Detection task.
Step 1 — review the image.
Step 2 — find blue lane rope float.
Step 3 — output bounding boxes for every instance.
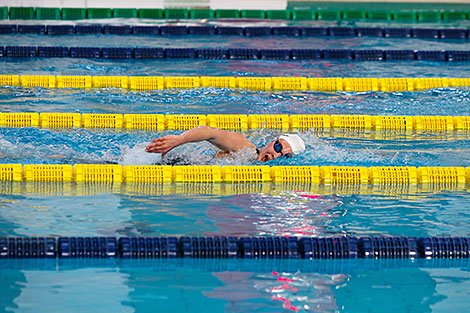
[1,24,469,39]
[1,46,470,61]
[1,236,469,259]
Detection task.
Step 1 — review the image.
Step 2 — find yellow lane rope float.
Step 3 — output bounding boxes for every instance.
[0,164,468,185]
[1,75,470,92]
[0,113,469,131]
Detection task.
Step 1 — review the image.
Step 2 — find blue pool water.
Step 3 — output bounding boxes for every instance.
[0,259,469,313]
[0,19,470,312]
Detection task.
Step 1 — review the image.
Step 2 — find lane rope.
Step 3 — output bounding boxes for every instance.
[1,236,469,259]
[0,112,469,131]
[1,164,469,185]
[1,46,470,62]
[3,7,469,22]
[1,75,470,92]
[1,23,469,39]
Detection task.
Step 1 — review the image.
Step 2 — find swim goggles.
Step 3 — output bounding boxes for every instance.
[273,139,293,158]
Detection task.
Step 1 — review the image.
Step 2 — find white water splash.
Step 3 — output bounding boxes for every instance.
[118,141,215,165]
[118,143,162,165]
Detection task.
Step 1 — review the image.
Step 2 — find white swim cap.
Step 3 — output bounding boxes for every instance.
[279,134,305,155]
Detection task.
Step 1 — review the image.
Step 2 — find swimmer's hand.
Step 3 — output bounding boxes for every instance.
[145,135,182,158]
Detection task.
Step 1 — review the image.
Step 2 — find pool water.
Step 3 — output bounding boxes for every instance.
[1,259,469,313]
[0,18,470,313]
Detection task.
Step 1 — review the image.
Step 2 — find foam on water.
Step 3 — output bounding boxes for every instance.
[119,142,162,165]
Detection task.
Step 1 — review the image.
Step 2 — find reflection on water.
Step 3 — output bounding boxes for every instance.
[1,259,469,313]
[0,182,469,238]
[205,191,342,237]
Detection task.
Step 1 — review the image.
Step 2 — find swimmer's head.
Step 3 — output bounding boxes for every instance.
[257,134,306,162]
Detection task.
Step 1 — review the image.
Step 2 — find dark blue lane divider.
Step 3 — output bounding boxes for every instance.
[3,46,470,61]
[1,24,469,39]
[1,236,469,259]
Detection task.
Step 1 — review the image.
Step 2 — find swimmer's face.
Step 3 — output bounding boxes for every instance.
[257,138,293,162]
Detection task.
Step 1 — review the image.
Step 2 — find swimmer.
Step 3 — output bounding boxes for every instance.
[145,126,305,163]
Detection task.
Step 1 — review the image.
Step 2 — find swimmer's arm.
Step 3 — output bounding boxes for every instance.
[145,126,255,157]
